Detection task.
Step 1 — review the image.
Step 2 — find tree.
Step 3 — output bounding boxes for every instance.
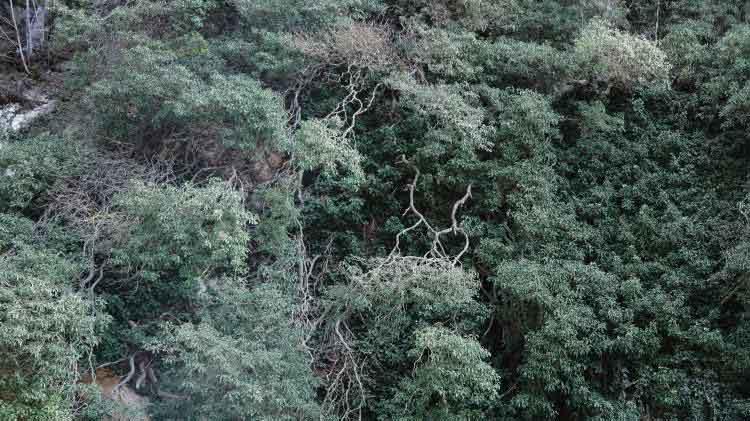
[0,217,107,420]
[149,282,319,420]
[380,326,501,420]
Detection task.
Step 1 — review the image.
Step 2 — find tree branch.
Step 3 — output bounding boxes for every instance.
[388,159,472,265]
[111,355,136,399]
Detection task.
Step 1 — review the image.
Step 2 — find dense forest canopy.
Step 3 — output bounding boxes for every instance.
[1,0,750,419]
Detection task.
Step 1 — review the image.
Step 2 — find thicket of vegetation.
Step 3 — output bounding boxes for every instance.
[1,0,750,419]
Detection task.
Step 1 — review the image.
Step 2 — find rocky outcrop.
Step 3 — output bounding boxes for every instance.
[0,79,56,132]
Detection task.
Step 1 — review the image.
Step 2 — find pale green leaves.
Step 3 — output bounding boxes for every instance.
[387,73,495,151]
[231,0,373,31]
[340,257,481,321]
[169,73,290,151]
[574,19,671,88]
[150,283,319,420]
[0,246,106,420]
[0,135,84,212]
[382,326,500,420]
[293,118,364,184]
[111,180,254,284]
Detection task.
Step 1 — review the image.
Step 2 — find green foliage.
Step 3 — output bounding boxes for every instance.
[0,134,84,213]
[212,31,304,86]
[332,257,487,338]
[170,73,290,150]
[380,326,500,420]
[0,244,107,420]
[150,281,319,420]
[387,73,495,151]
[410,26,572,91]
[0,214,34,250]
[469,0,627,44]
[407,26,486,82]
[86,43,199,142]
[573,19,671,88]
[231,0,380,32]
[323,258,489,415]
[9,0,750,419]
[489,88,560,156]
[53,0,217,49]
[87,41,293,159]
[483,38,571,91]
[660,21,713,85]
[390,0,518,34]
[710,25,750,129]
[112,181,255,300]
[293,118,364,183]
[493,261,659,418]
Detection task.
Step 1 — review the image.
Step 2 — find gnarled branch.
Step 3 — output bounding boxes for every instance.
[388,159,472,265]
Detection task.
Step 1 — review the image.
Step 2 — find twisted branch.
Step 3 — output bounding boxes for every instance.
[110,355,136,399]
[388,159,472,265]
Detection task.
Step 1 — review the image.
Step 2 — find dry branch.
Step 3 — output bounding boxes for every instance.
[388,159,472,265]
[110,355,136,399]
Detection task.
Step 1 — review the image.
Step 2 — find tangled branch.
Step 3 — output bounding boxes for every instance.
[291,23,404,139]
[110,354,136,399]
[295,221,333,362]
[320,319,367,420]
[389,159,472,265]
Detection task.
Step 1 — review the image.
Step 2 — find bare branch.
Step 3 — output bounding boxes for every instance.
[135,359,148,390]
[79,261,98,290]
[8,0,30,73]
[321,317,367,420]
[111,355,136,399]
[95,357,126,370]
[87,265,105,293]
[388,160,472,265]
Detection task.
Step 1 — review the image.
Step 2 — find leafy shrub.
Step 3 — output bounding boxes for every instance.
[387,73,495,151]
[87,43,198,142]
[0,134,84,213]
[231,0,379,32]
[293,118,364,184]
[110,179,254,285]
[573,19,671,88]
[169,73,290,151]
[323,257,489,415]
[380,326,501,420]
[150,282,319,420]
[0,246,107,420]
[89,43,292,157]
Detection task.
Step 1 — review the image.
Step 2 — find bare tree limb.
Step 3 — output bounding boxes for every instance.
[135,359,148,390]
[8,0,30,73]
[388,159,472,265]
[96,357,126,370]
[111,355,136,399]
